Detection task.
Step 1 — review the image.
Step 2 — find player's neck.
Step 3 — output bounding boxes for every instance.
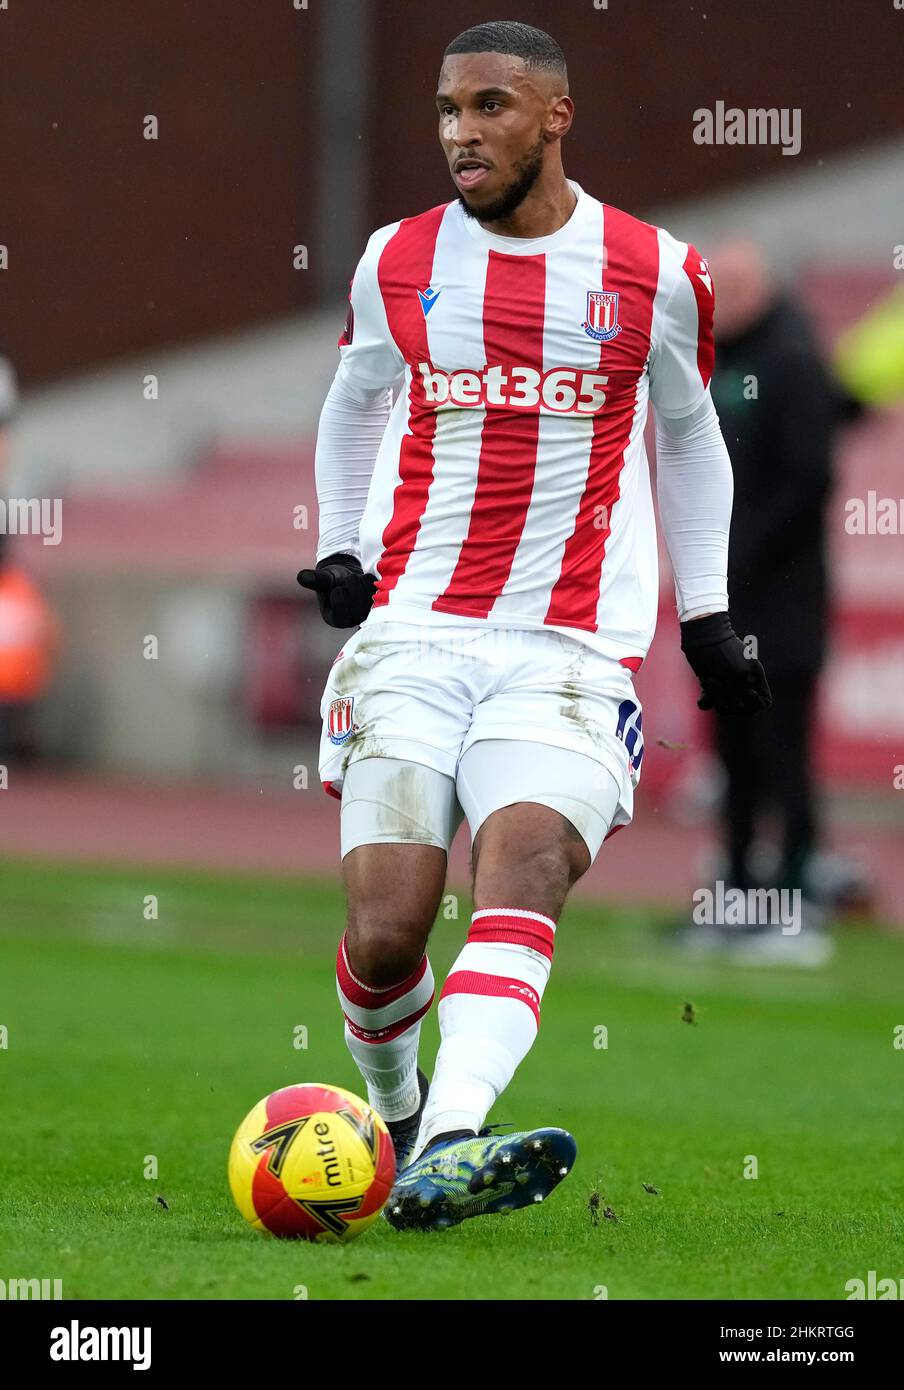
[478,174,578,240]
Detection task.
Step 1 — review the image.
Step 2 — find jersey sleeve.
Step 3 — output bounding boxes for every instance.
[334,229,406,398]
[648,242,715,419]
[655,392,732,620]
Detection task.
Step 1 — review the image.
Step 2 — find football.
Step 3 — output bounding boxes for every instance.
[228,1083,396,1242]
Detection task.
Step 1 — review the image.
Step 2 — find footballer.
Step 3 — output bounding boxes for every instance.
[298,20,771,1231]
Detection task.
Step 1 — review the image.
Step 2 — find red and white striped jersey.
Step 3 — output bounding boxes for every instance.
[328,179,716,663]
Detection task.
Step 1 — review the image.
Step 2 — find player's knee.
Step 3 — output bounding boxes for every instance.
[520,837,583,895]
[344,908,430,988]
[473,810,586,905]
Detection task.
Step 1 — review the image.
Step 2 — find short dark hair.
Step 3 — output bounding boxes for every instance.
[444,21,567,84]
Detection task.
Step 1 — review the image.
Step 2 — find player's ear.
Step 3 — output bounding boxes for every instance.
[544,93,574,141]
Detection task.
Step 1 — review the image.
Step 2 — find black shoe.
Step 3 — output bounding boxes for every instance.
[385,1069,429,1174]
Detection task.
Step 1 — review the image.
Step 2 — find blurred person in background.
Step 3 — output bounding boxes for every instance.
[0,352,17,529]
[698,239,867,962]
[0,352,59,762]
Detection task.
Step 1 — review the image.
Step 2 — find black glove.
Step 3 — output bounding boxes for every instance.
[297,552,376,628]
[680,611,772,717]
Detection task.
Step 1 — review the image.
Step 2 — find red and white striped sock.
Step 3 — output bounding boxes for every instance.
[414,908,556,1155]
[335,932,435,1122]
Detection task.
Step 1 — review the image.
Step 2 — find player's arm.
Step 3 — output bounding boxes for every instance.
[649,243,771,717]
[298,231,404,628]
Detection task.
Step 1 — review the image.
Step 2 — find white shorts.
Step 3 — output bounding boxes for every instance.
[318,621,644,856]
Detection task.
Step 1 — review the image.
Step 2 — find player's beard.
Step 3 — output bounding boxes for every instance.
[457,133,545,225]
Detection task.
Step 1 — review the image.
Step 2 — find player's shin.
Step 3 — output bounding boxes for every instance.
[335,931,435,1121]
[414,909,555,1154]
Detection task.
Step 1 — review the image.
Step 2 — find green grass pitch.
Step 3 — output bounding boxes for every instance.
[1,858,901,1300]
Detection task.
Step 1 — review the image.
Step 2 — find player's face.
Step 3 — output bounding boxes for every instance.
[436,53,553,219]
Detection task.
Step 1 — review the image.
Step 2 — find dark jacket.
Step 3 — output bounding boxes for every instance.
[711,297,838,675]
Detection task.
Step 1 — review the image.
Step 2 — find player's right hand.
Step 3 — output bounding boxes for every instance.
[297,552,376,628]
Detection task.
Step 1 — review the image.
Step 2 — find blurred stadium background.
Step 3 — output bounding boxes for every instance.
[1,0,901,920]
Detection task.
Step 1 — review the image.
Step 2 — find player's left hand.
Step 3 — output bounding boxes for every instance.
[680,611,772,717]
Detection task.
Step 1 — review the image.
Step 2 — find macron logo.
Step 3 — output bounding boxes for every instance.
[417,287,441,317]
[50,1321,151,1371]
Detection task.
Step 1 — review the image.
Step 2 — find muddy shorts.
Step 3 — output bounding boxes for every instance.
[317,620,644,856]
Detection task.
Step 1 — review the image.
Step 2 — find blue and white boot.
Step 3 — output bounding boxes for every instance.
[384,1125,577,1231]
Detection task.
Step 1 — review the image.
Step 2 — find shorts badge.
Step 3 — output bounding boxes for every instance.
[327,695,358,746]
